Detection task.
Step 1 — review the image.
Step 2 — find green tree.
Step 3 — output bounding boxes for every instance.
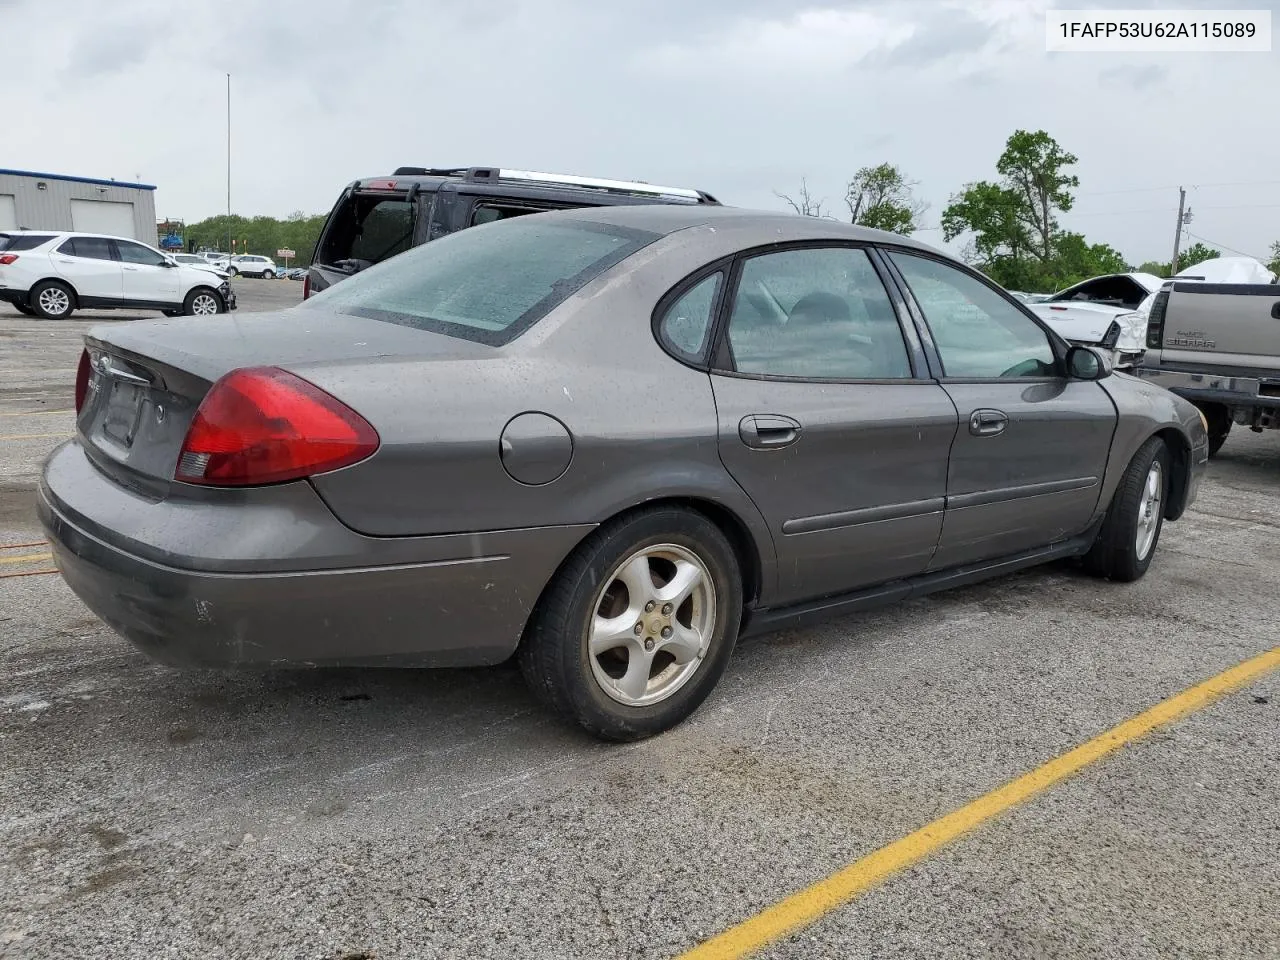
[844,163,927,235]
[1051,232,1129,287]
[1175,242,1219,272]
[1137,260,1171,277]
[941,181,1034,288]
[1269,240,1280,277]
[996,129,1080,264]
[183,212,327,264]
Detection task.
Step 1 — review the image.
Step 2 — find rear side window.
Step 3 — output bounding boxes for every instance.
[658,272,722,362]
[308,217,658,345]
[0,234,54,252]
[318,193,419,266]
[725,247,913,380]
[472,202,565,226]
[59,237,115,260]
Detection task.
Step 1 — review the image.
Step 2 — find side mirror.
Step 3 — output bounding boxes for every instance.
[1066,345,1112,381]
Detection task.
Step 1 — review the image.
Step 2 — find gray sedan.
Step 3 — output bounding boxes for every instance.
[40,206,1209,740]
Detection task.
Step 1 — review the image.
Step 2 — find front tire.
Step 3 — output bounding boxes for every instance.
[30,280,75,320]
[262,270,274,279]
[1083,436,1170,582]
[228,267,239,278]
[183,288,223,316]
[519,506,743,741]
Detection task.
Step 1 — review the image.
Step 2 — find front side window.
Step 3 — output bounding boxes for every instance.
[115,241,167,266]
[724,247,912,380]
[307,217,658,345]
[658,272,722,362]
[60,237,114,261]
[889,252,1056,379]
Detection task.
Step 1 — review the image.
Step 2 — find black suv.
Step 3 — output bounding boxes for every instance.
[305,166,720,298]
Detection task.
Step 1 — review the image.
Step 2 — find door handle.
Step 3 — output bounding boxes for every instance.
[123,266,139,271]
[739,414,801,450]
[969,408,1008,437]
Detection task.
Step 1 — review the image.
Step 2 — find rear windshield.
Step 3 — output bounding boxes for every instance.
[305,217,658,345]
[317,192,419,268]
[0,234,54,252]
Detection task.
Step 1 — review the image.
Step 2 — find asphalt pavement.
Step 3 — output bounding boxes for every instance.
[1,281,1276,959]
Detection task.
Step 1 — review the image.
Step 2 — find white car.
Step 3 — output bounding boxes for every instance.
[228,254,277,278]
[1026,272,1165,370]
[170,253,230,279]
[0,231,236,320]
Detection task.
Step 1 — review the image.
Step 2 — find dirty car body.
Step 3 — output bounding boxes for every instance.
[40,206,1208,737]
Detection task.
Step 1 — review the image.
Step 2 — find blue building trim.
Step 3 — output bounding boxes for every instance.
[0,168,157,191]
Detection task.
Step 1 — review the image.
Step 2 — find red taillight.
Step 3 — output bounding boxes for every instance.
[302,273,311,299]
[74,349,91,413]
[0,254,19,265]
[175,367,379,487]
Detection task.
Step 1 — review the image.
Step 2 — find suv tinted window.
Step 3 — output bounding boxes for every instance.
[472,202,559,226]
[0,234,54,252]
[59,237,115,261]
[309,218,657,345]
[889,252,1055,379]
[319,194,418,266]
[725,247,912,380]
[115,241,168,266]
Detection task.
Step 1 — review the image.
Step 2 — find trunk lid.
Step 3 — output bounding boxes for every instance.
[78,307,493,488]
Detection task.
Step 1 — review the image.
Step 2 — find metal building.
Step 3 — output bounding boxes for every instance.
[0,168,157,241]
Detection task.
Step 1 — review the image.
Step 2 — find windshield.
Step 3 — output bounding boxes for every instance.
[305,216,658,345]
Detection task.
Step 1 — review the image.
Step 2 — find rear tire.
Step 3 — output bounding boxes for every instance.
[1083,436,1170,582]
[30,280,75,320]
[518,506,743,741]
[183,288,223,316]
[1198,403,1232,457]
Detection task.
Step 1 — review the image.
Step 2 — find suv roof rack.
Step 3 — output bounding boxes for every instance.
[392,166,470,177]
[452,167,717,204]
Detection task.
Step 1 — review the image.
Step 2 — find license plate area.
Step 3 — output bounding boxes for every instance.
[101,382,146,449]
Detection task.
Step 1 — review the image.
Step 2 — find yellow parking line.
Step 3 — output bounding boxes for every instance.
[676,645,1280,960]
[0,433,73,441]
[0,409,75,417]
[0,553,53,565]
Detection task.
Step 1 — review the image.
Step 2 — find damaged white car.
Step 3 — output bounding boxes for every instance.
[1027,272,1164,370]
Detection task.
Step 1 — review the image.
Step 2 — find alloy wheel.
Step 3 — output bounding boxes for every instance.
[1135,460,1163,560]
[587,543,716,707]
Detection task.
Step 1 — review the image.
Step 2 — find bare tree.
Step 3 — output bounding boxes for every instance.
[775,178,829,218]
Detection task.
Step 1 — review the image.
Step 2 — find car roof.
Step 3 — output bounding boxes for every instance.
[539,204,943,252]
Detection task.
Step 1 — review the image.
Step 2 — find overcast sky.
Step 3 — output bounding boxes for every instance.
[3,0,1277,265]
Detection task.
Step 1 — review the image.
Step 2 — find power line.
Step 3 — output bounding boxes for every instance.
[1183,230,1271,262]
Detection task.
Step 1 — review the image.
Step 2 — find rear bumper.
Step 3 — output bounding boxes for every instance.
[0,287,27,307]
[1133,366,1280,411]
[39,441,592,668]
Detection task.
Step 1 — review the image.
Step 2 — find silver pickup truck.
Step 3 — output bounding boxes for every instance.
[1136,278,1280,455]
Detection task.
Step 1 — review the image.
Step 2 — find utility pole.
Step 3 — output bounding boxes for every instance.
[1170,186,1186,274]
[226,73,232,257]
